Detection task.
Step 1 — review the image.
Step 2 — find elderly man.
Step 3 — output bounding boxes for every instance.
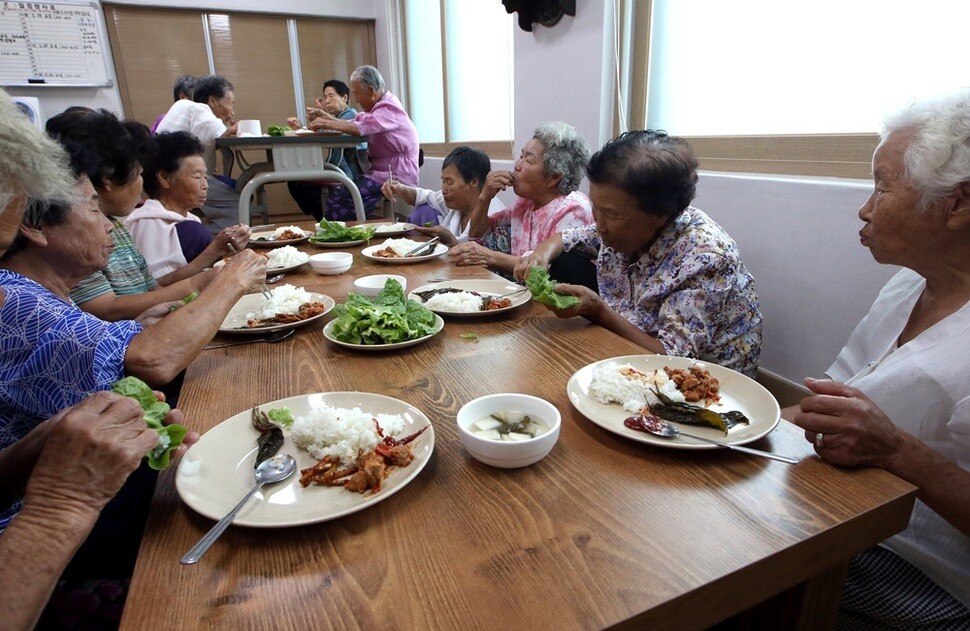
[307,65,419,221]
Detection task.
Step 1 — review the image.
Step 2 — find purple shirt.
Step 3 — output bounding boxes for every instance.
[354,92,419,186]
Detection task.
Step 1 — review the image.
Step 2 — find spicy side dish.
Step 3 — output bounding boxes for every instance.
[244,284,326,328]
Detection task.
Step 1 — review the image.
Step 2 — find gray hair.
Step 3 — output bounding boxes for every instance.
[0,89,76,217]
[350,65,386,93]
[882,89,970,211]
[533,121,590,195]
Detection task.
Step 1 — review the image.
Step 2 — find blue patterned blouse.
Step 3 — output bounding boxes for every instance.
[0,269,143,451]
[561,206,763,377]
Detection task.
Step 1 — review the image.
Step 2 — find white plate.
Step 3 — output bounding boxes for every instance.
[218,292,335,334]
[175,392,435,527]
[567,355,780,450]
[370,222,417,238]
[409,280,531,317]
[214,257,308,275]
[361,242,448,264]
[249,229,312,248]
[322,314,444,351]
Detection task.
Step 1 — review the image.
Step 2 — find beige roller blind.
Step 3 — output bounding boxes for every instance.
[296,18,376,111]
[103,5,209,125]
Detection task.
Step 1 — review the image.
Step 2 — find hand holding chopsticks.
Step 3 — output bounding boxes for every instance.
[226,243,273,299]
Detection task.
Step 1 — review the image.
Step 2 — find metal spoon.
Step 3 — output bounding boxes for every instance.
[181,454,297,564]
[203,329,294,349]
[643,417,799,464]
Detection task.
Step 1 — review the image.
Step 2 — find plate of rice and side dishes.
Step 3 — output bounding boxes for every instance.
[175,391,435,527]
[371,221,417,238]
[214,246,310,276]
[218,284,335,334]
[567,355,780,450]
[249,225,313,247]
[361,238,448,263]
[408,279,531,317]
[309,220,376,248]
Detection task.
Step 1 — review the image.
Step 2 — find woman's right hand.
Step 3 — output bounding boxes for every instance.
[381,179,408,201]
[513,252,549,283]
[221,248,268,291]
[481,170,514,200]
[415,225,458,246]
[286,117,302,130]
[210,224,252,258]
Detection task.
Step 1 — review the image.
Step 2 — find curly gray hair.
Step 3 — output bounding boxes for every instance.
[350,65,386,93]
[0,89,75,218]
[533,121,590,195]
[882,89,970,211]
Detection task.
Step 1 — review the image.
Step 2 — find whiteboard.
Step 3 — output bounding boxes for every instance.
[0,1,112,87]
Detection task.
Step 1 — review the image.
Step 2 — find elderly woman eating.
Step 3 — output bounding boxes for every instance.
[515,130,762,377]
[451,121,593,275]
[125,131,250,284]
[787,90,970,628]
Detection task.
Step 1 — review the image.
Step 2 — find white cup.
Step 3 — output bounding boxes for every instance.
[237,119,261,137]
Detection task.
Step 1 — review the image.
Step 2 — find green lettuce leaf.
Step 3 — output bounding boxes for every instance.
[310,218,376,243]
[111,376,187,470]
[330,279,437,344]
[267,407,294,427]
[526,267,580,309]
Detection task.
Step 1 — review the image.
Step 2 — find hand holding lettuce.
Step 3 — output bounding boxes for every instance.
[111,377,188,470]
[526,267,580,309]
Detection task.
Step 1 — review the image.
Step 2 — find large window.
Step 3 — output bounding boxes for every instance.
[627,0,970,178]
[402,0,513,159]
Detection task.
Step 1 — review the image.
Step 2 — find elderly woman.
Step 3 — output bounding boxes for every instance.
[156,74,241,233]
[44,108,243,320]
[151,74,197,134]
[787,91,970,628]
[515,130,762,377]
[381,146,502,245]
[0,89,194,629]
[451,121,593,275]
[307,65,420,221]
[125,131,250,284]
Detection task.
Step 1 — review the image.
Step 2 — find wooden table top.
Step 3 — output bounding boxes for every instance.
[121,229,916,630]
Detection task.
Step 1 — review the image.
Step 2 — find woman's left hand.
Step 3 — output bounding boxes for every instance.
[542,283,601,319]
[308,111,338,131]
[792,378,906,468]
[449,241,493,267]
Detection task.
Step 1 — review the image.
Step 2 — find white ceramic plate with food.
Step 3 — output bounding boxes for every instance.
[218,291,335,335]
[408,280,531,317]
[249,228,312,248]
[322,314,444,351]
[214,258,308,276]
[175,392,435,527]
[370,222,417,238]
[361,242,448,264]
[567,355,780,450]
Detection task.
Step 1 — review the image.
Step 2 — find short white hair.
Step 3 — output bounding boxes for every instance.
[882,89,970,210]
[350,65,386,93]
[0,89,75,215]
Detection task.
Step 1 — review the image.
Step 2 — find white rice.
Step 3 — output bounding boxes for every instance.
[275,225,305,237]
[423,291,482,312]
[378,238,422,256]
[290,403,407,461]
[266,245,309,269]
[589,363,685,412]
[245,284,313,321]
[375,222,410,233]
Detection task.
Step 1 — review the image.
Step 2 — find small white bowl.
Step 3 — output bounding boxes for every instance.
[309,252,353,275]
[456,394,561,468]
[353,274,407,297]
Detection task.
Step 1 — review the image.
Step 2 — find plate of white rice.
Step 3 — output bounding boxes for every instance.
[250,225,312,248]
[372,221,417,237]
[265,245,310,273]
[218,284,335,334]
[408,279,531,317]
[175,391,434,527]
[361,239,448,263]
[567,355,780,450]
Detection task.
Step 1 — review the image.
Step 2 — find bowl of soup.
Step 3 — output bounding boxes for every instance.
[456,393,561,468]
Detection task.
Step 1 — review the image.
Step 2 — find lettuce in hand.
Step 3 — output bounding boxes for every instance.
[111,376,188,470]
[526,267,580,309]
[330,279,437,344]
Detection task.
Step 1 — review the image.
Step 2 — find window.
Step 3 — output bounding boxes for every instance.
[626,0,970,178]
[402,0,514,159]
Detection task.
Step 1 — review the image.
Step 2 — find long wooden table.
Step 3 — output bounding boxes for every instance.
[121,230,916,630]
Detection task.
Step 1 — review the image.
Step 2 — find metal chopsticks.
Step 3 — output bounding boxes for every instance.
[403,236,440,258]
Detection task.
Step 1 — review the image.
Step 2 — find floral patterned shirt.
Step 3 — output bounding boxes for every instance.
[561,206,762,376]
[480,191,592,256]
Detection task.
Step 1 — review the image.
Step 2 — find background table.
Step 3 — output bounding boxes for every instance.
[121,229,915,630]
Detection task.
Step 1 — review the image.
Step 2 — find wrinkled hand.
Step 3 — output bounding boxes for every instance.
[482,170,514,199]
[513,252,549,283]
[449,241,493,267]
[153,392,198,459]
[23,392,160,516]
[135,301,181,327]
[223,121,238,137]
[381,179,407,201]
[541,283,600,319]
[308,110,338,131]
[792,378,906,468]
[415,225,457,246]
[212,224,252,256]
[221,248,269,291]
[286,117,302,130]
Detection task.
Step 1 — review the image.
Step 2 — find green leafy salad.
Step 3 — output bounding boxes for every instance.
[111,376,188,470]
[329,279,438,345]
[266,124,289,137]
[526,267,580,309]
[309,218,376,243]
